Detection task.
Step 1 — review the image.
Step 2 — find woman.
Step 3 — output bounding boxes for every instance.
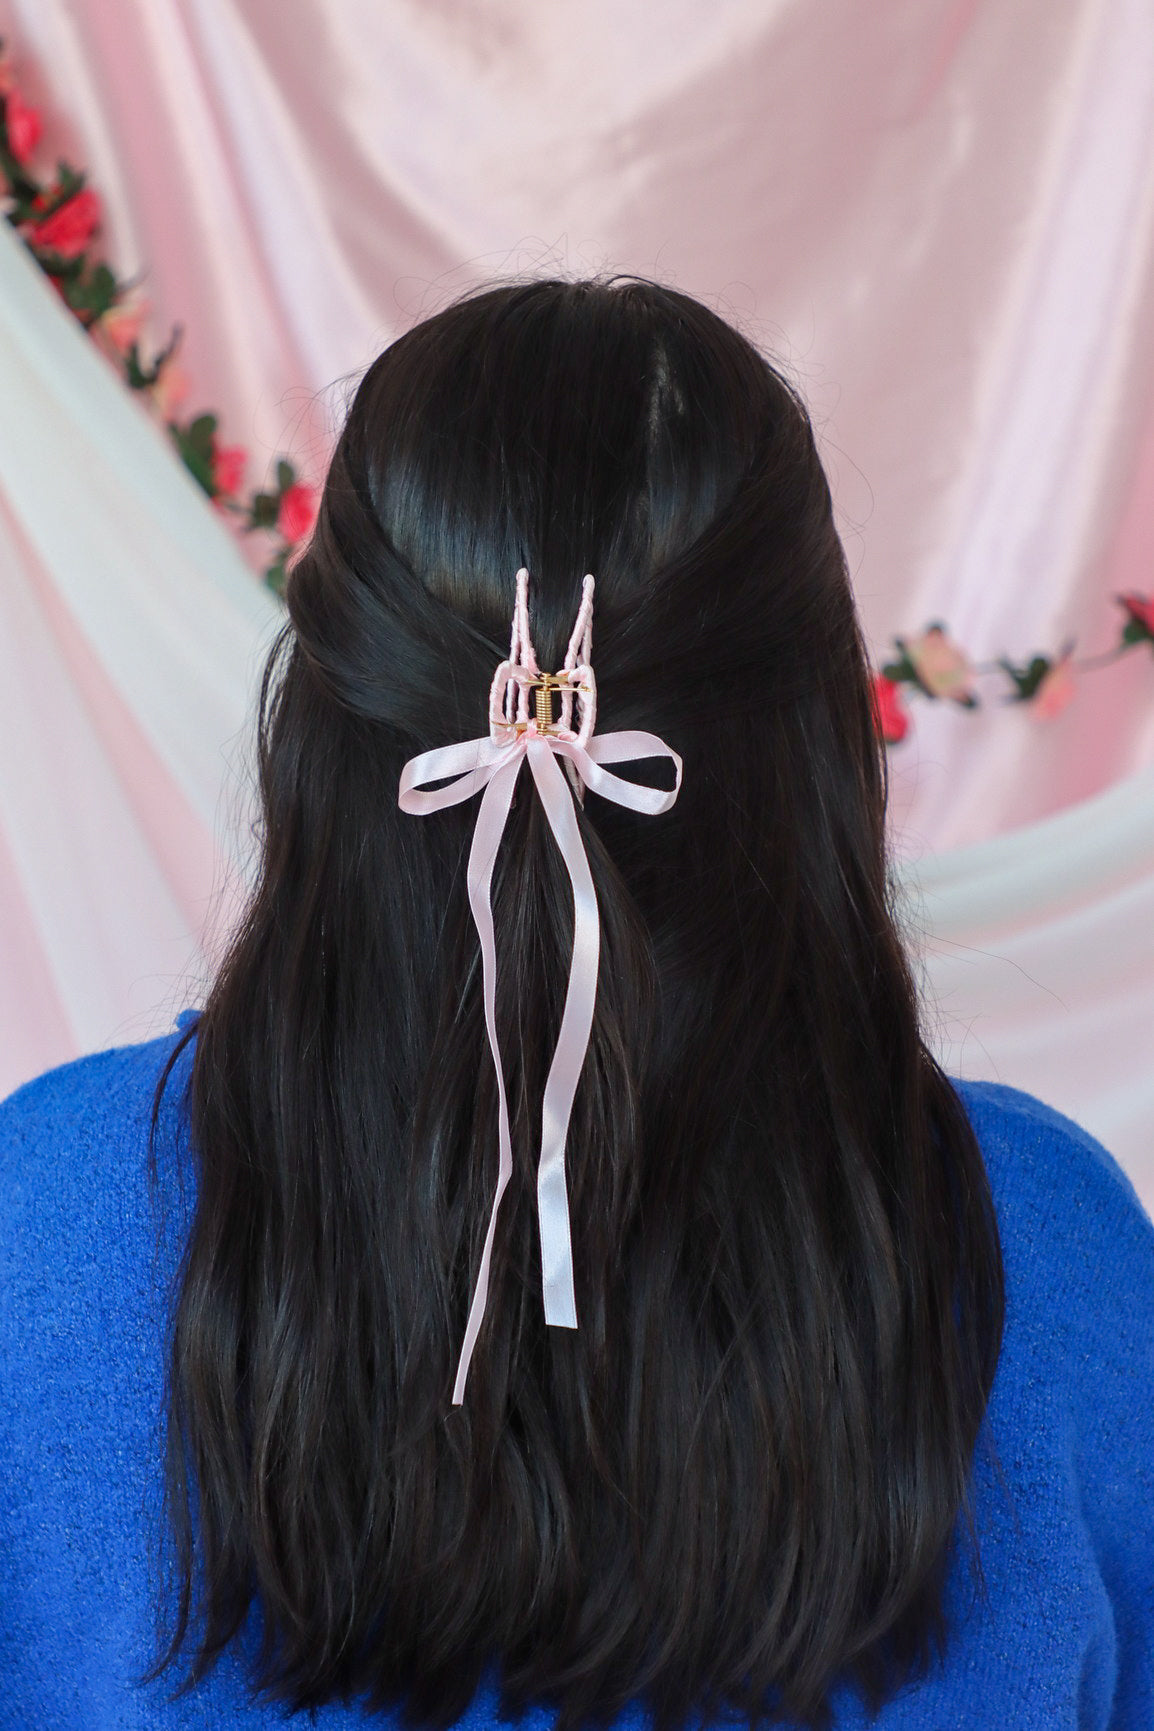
[1,277,1150,1729]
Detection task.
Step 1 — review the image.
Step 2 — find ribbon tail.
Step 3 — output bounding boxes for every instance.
[526,739,601,1331]
[451,745,526,1404]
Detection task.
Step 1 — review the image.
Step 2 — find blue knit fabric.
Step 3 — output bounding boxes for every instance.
[0,1013,1151,1729]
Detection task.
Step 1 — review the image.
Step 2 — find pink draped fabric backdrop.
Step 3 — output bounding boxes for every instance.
[0,0,1152,1183]
[5,0,1154,845]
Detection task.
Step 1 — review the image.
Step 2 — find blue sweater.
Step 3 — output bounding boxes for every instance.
[0,1015,1151,1730]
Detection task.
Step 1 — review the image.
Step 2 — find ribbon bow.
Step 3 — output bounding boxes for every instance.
[398,569,682,1403]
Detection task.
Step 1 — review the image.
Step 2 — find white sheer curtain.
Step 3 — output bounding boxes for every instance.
[0,224,278,1084]
[0,0,1150,1205]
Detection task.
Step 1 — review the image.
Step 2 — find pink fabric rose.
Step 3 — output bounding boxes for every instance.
[94,295,149,357]
[277,481,318,544]
[904,625,975,702]
[5,89,42,167]
[211,443,248,499]
[1032,652,1076,720]
[148,357,190,421]
[870,673,909,744]
[26,186,100,259]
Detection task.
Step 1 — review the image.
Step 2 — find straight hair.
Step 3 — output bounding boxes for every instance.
[146,276,1005,1731]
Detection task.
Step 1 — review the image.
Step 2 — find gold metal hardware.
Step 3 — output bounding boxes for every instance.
[501,671,591,734]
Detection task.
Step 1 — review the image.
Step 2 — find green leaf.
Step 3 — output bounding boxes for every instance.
[264,556,288,598]
[275,458,296,494]
[89,263,118,299]
[123,342,150,390]
[62,262,121,319]
[29,248,84,279]
[154,324,183,369]
[1122,616,1154,647]
[998,653,1051,701]
[187,412,218,448]
[0,140,26,190]
[1021,655,1051,698]
[5,181,42,222]
[120,323,182,391]
[53,161,84,201]
[249,491,280,531]
[60,275,91,312]
[169,423,216,497]
[881,646,918,686]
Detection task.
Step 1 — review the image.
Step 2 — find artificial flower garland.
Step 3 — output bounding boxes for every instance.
[0,38,315,594]
[1,39,1152,736]
[871,603,1154,743]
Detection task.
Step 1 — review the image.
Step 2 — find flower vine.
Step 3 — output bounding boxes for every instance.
[0,38,315,594]
[871,597,1154,745]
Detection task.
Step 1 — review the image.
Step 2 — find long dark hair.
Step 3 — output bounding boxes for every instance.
[146,277,1005,1731]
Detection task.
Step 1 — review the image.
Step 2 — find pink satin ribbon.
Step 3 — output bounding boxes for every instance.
[398,576,682,1404]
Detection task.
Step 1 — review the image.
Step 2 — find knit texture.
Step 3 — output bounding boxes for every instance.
[0,1014,1151,1729]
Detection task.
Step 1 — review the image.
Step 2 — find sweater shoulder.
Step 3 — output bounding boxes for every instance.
[950,1075,1149,1217]
[0,1022,190,1125]
[0,1017,199,1261]
[949,1075,1154,1325]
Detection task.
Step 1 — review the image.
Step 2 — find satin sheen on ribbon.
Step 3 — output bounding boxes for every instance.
[398,720,682,1403]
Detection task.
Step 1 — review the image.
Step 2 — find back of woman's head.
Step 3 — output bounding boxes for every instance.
[149,277,1005,1731]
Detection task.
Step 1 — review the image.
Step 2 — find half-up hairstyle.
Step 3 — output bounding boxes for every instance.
[146,277,1005,1731]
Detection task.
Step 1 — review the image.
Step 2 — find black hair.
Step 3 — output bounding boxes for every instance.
[145,276,1005,1731]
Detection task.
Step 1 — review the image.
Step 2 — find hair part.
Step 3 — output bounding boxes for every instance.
[146,275,1005,1731]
